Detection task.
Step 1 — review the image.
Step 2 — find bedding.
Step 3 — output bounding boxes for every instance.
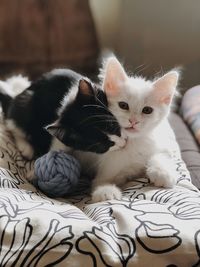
[180,85,200,146]
[169,112,200,189]
[0,115,200,266]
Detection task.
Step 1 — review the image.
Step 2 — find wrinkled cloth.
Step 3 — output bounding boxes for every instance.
[0,119,199,267]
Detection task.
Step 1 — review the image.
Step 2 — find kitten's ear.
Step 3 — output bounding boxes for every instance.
[103,57,128,96]
[78,79,94,98]
[45,121,65,141]
[153,71,179,105]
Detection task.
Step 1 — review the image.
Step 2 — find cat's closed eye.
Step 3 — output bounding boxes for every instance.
[118,101,129,110]
[142,106,153,114]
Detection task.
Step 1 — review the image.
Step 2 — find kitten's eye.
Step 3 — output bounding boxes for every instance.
[142,106,153,114]
[118,101,129,110]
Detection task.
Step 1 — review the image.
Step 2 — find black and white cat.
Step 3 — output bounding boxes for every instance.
[0,69,126,161]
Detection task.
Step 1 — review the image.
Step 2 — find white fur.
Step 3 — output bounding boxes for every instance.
[58,77,92,116]
[0,75,30,116]
[50,137,71,153]
[76,57,180,203]
[108,133,127,151]
[58,82,79,116]
[0,76,32,159]
[91,184,122,203]
[0,81,14,97]
[6,75,30,96]
[6,119,34,159]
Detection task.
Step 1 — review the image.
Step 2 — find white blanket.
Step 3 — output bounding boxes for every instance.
[0,119,199,267]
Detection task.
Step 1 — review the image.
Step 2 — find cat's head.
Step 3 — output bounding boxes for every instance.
[101,56,179,138]
[46,78,125,153]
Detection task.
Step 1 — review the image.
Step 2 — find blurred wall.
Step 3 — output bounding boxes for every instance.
[89,0,121,49]
[90,0,200,86]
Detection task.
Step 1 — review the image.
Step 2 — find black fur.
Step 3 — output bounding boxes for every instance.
[0,92,11,114]
[0,69,121,157]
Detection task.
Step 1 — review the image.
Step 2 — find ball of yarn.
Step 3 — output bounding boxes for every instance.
[34,150,81,197]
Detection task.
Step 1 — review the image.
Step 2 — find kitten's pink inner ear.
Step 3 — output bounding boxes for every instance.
[79,79,92,96]
[103,57,128,96]
[153,71,179,105]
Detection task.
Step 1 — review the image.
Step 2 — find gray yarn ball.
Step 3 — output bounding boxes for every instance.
[34,150,81,197]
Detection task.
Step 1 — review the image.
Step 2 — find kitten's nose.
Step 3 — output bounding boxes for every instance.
[129,118,139,126]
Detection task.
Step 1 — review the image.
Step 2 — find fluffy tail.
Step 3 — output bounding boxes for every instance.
[6,75,30,96]
[0,75,30,114]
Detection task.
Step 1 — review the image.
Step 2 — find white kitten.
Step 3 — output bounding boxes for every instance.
[75,56,180,203]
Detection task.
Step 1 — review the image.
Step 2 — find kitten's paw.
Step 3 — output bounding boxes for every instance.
[108,134,127,151]
[147,166,177,188]
[92,184,122,203]
[17,139,34,160]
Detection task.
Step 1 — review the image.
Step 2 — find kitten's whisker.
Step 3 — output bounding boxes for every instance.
[112,125,121,133]
[83,104,108,112]
[96,98,110,112]
[154,66,164,78]
[134,63,146,72]
[83,96,114,116]
[134,63,150,76]
[78,115,116,126]
[86,142,102,151]
[79,119,117,127]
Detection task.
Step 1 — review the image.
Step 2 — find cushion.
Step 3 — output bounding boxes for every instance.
[180,85,200,145]
[0,115,200,266]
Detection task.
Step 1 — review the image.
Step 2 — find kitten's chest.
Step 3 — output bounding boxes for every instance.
[115,137,154,161]
[100,137,155,177]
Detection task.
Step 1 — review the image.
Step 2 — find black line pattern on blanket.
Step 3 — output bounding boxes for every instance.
[0,214,74,266]
[0,129,34,188]
[76,223,136,267]
[0,120,199,265]
[129,201,195,255]
[193,230,200,267]
[58,208,90,220]
[0,142,29,181]
[0,168,26,188]
[172,151,191,183]
[151,189,200,220]
[1,188,55,205]
[84,206,115,225]
[122,178,149,200]
[0,216,33,267]
[0,192,90,224]
[135,220,181,253]
[97,201,182,254]
[20,220,74,267]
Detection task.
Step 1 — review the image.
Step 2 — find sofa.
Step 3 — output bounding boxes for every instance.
[0,1,200,266]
